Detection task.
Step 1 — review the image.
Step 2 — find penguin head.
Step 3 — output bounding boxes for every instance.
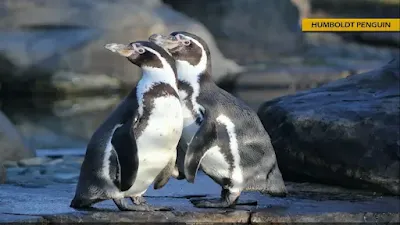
[149,31,210,75]
[105,41,176,72]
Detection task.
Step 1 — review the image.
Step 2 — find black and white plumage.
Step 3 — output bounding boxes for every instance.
[70,41,183,211]
[149,32,287,208]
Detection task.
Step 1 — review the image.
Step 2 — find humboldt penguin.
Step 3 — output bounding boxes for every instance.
[70,40,183,211]
[149,32,287,208]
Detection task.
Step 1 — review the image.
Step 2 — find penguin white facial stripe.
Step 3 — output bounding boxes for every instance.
[136,46,178,116]
[216,115,244,188]
[102,124,123,180]
[175,35,207,114]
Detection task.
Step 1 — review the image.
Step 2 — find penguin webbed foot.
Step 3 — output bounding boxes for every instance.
[130,196,147,205]
[190,189,240,208]
[113,198,172,211]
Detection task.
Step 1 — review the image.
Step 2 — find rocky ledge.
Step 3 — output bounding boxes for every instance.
[1,154,399,224]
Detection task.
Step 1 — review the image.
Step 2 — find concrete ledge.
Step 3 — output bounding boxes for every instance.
[1,172,399,224]
[9,211,399,224]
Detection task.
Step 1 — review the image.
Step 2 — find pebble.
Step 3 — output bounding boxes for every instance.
[18,157,49,167]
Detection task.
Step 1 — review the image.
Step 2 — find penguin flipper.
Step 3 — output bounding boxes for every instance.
[111,119,139,192]
[173,139,187,180]
[261,162,288,197]
[184,110,216,183]
[153,156,175,189]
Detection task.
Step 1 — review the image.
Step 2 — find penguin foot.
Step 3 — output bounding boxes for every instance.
[113,198,173,211]
[130,196,147,205]
[190,189,242,208]
[190,198,235,208]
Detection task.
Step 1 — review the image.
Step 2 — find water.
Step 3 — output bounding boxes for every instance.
[1,93,125,150]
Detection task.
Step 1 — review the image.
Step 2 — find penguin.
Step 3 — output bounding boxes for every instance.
[70,41,183,211]
[149,32,287,208]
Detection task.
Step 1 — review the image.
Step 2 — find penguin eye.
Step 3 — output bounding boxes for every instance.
[137,48,145,54]
[176,34,191,46]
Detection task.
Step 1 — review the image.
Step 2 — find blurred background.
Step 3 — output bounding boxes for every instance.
[0,0,398,162]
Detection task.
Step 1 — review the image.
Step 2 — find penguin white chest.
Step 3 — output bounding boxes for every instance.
[125,96,183,196]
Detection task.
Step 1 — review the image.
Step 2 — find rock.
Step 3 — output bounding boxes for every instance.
[0,172,399,223]
[0,214,45,224]
[3,160,18,168]
[350,32,400,47]
[251,212,400,224]
[234,64,352,109]
[45,158,64,166]
[18,157,49,167]
[0,111,36,165]
[45,211,251,224]
[257,58,400,195]
[0,164,5,184]
[0,0,241,95]
[164,0,305,62]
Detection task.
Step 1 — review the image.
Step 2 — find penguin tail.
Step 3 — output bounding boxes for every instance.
[261,163,288,197]
[70,196,97,209]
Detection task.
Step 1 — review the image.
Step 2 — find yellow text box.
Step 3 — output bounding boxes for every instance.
[302,18,400,32]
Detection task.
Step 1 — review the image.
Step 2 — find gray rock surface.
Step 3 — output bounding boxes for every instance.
[0,164,5,184]
[164,0,305,59]
[1,155,399,223]
[258,58,400,195]
[0,0,241,95]
[0,111,35,169]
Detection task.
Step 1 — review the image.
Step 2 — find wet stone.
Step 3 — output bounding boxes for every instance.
[0,214,45,223]
[1,154,399,223]
[18,157,50,167]
[44,210,251,224]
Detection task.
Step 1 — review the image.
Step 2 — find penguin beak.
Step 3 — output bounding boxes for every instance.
[149,34,181,50]
[105,43,134,57]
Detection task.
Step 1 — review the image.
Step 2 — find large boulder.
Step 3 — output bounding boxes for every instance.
[164,0,306,63]
[0,110,36,183]
[257,58,400,195]
[0,0,242,95]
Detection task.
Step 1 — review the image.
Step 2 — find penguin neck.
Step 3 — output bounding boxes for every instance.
[176,54,211,115]
[141,66,177,88]
[136,59,177,117]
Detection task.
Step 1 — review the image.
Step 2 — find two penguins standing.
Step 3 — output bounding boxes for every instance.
[70,31,287,211]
